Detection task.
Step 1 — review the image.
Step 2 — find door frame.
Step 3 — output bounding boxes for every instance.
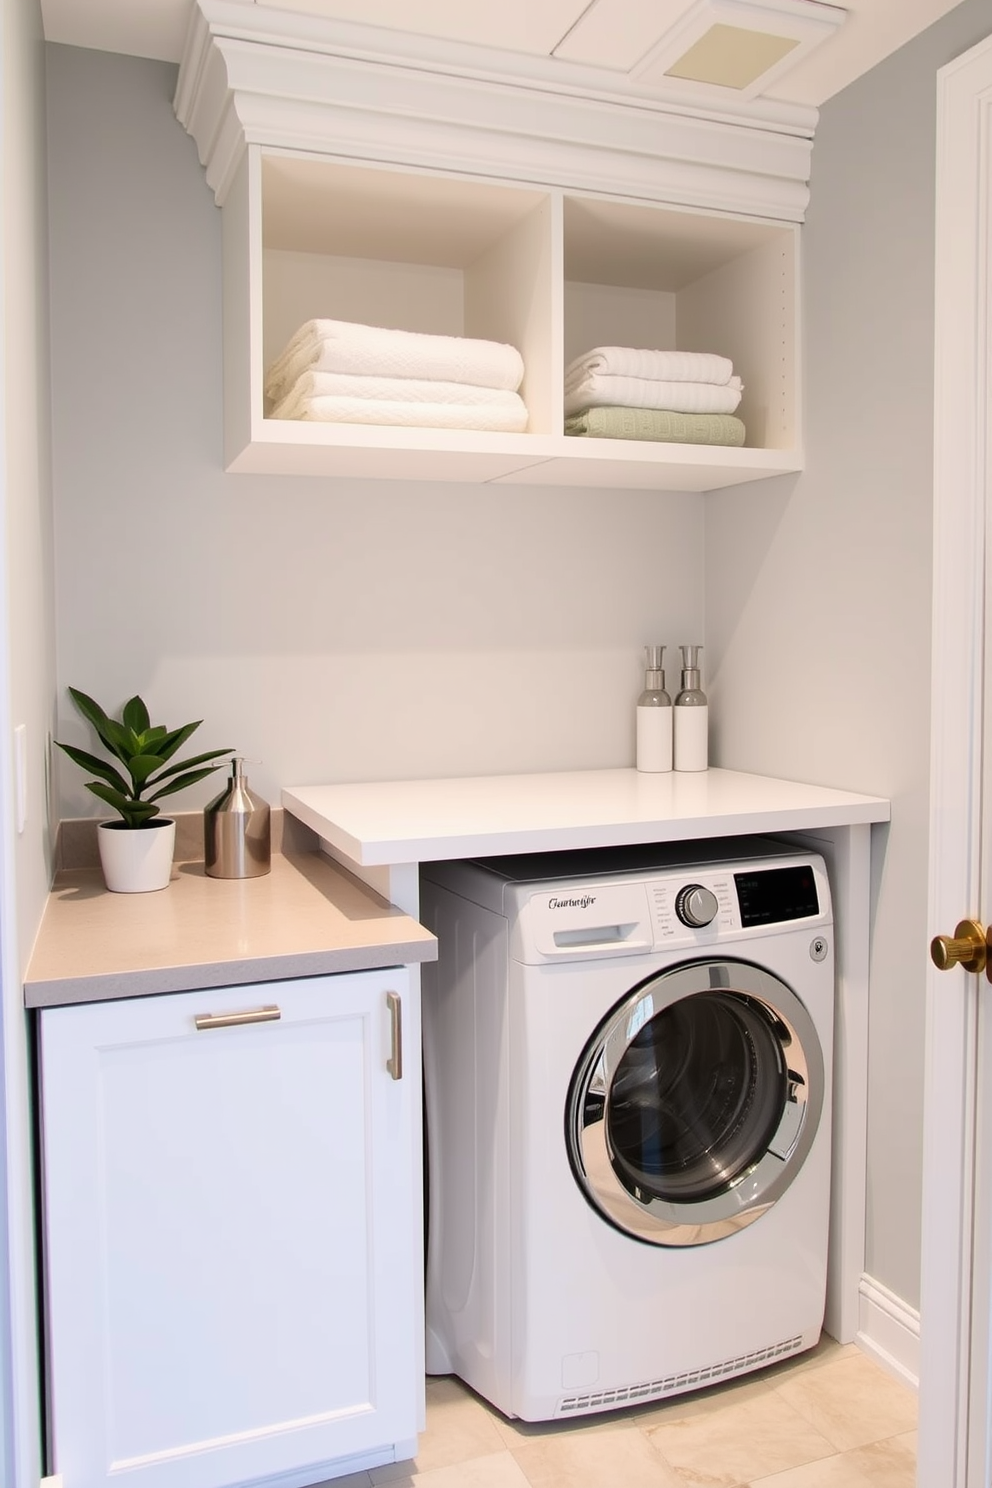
[918,30,992,1487]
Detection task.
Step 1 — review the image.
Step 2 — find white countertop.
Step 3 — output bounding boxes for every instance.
[282,767,890,866]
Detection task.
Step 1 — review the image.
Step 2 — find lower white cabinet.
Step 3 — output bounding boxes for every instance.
[38,969,422,1488]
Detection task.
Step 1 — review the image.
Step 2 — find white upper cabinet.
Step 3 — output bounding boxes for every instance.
[177,1,813,491]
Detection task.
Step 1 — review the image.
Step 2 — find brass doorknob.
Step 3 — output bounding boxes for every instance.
[930,918,989,974]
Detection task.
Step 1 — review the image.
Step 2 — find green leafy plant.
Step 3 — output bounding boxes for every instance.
[55,687,233,829]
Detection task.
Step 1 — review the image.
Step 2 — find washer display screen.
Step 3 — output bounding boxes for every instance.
[734,865,819,927]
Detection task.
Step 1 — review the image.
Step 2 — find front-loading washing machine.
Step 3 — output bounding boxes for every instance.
[419,836,834,1422]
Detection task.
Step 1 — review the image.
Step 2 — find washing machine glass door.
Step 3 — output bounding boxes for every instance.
[566,958,824,1247]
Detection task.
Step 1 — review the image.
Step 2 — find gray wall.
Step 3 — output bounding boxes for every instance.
[706,0,992,1311]
[45,43,703,819]
[44,0,992,1335]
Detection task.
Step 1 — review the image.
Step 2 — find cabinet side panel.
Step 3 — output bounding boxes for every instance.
[464,196,556,435]
[677,230,798,451]
[222,149,255,469]
[421,883,511,1405]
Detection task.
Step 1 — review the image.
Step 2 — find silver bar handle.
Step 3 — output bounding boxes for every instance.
[194,1004,281,1031]
[386,990,403,1080]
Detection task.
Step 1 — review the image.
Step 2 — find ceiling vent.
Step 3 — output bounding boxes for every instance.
[630,0,846,98]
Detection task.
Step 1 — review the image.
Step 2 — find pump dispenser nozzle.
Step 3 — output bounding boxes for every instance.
[678,645,702,691]
[644,645,666,688]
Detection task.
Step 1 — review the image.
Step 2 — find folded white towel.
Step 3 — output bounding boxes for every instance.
[269,392,529,432]
[265,319,525,404]
[563,372,743,418]
[564,346,735,388]
[272,370,527,422]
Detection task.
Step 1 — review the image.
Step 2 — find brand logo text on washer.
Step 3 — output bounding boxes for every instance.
[548,895,597,910]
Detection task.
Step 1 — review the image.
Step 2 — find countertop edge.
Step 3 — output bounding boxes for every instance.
[347,804,891,864]
[25,939,436,1010]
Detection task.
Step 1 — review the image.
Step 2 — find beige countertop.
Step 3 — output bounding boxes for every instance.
[25,850,437,1009]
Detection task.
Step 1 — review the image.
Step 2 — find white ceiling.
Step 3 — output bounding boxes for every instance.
[39,0,966,108]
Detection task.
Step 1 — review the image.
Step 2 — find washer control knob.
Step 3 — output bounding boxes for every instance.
[675,884,719,928]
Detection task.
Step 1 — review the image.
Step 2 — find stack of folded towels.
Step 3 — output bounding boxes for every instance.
[564,346,746,446]
[265,318,528,432]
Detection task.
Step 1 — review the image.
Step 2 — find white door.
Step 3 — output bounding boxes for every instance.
[918,31,992,1488]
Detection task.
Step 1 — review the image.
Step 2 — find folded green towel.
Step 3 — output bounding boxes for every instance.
[564,405,746,446]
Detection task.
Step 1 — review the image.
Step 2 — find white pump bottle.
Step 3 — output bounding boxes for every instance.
[674,644,708,772]
[636,645,673,772]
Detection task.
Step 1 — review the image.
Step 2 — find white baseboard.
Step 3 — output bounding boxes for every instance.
[855,1273,920,1391]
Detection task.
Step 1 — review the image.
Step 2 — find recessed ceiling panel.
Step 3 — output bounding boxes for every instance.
[631,0,845,98]
[261,0,591,55]
[552,0,691,71]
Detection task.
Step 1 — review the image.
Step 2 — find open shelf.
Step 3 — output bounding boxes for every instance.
[221,147,803,489]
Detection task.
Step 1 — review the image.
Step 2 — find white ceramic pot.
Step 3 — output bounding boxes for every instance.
[97,818,176,893]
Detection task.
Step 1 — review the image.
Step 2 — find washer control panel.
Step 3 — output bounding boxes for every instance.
[649,860,822,945]
[510,853,830,963]
[649,872,738,944]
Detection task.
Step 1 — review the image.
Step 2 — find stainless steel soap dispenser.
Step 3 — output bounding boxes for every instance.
[204,757,271,878]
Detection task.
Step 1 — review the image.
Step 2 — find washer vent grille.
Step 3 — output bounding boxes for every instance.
[555,1334,805,1417]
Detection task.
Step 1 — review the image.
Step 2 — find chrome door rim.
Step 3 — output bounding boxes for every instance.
[565,958,825,1247]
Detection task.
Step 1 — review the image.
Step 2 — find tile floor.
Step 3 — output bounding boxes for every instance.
[326,1336,917,1488]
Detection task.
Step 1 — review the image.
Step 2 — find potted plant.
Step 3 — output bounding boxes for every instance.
[55,687,232,892]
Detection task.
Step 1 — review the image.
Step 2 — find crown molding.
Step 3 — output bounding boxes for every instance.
[175,0,816,221]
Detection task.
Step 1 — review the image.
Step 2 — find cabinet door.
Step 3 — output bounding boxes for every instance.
[39,970,420,1488]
